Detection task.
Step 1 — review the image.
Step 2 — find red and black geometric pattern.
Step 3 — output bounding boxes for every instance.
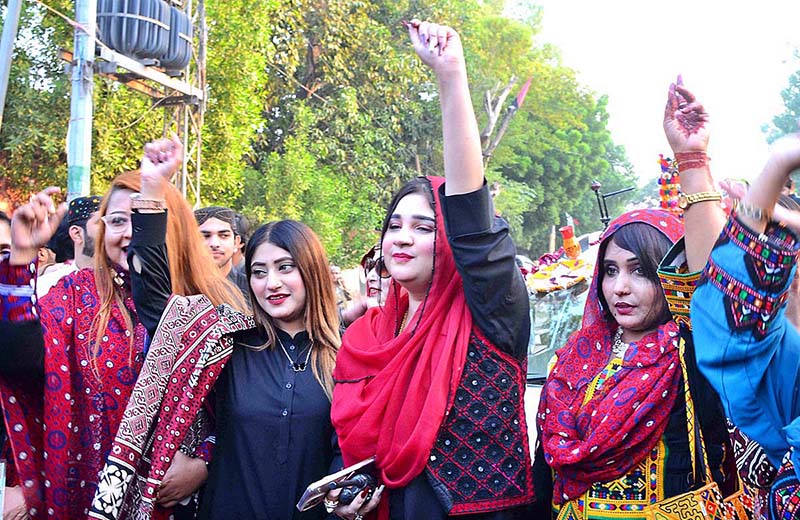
[426,330,534,514]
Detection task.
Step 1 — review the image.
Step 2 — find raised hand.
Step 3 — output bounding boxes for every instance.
[663,76,710,154]
[9,187,67,265]
[406,20,465,78]
[140,134,183,200]
[766,132,800,176]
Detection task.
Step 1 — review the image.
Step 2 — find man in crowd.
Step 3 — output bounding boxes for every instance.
[195,206,250,303]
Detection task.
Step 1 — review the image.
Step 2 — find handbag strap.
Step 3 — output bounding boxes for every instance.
[677,335,715,485]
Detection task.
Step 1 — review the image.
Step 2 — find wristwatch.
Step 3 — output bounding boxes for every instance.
[677,191,721,210]
[130,193,166,211]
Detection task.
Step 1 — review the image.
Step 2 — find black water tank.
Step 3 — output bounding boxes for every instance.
[158,5,192,71]
[96,0,171,62]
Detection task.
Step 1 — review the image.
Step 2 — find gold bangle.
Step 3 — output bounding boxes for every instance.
[130,193,166,211]
[677,191,721,210]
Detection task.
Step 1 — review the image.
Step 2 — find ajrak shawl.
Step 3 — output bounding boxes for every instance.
[90,294,253,520]
[0,267,145,518]
[537,210,685,504]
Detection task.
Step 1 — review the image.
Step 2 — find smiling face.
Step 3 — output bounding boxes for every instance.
[249,242,307,334]
[601,240,666,342]
[102,188,133,271]
[381,192,436,299]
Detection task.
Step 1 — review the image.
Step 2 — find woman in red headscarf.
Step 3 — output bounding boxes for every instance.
[532,79,735,519]
[328,20,534,520]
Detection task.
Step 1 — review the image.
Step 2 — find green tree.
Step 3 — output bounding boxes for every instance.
[764,53,800,143]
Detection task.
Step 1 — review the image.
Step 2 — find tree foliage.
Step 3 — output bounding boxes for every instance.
[764,52,800,144]
[0,0,634,263]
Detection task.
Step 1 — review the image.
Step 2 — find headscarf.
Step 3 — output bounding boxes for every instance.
[331,176,473,490]
[538,209,684,504]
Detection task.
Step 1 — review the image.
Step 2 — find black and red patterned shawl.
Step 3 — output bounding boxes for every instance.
[89,294,253,520]
[537,209,685,504]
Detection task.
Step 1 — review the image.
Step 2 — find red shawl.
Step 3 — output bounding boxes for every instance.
[0,268,146,518]
[90,295,253,519]
[537,209,684,504]
[331,176,473,490]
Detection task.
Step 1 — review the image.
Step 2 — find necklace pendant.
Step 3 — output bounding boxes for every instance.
[291,361,308,372]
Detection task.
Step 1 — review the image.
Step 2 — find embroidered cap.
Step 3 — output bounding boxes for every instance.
[68,196,102,225]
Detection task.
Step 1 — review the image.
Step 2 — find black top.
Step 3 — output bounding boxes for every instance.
[200,327,338,520]
[128,211,339,520]
[388,183,531,519]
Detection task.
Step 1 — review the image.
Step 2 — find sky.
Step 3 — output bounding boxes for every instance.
[519,1,800,187]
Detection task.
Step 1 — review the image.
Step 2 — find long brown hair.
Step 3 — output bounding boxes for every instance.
[91,171,248,371]
[244,220,340,399]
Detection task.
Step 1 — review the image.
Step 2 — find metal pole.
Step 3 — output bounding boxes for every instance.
[0,0,23,131]
[66,0,97,201]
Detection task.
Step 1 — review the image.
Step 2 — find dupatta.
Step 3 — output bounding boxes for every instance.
[331,176,473,490]
[538,209,684,504]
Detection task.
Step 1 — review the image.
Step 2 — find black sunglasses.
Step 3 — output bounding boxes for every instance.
[361,256,390,279]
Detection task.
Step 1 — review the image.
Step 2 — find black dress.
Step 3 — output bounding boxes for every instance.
[129,211,339,520]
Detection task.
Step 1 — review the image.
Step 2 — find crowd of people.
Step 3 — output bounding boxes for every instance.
[1,18,800,520]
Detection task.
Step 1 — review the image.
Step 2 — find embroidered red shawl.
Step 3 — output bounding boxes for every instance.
[537,209,684,504]
[331,176,473,493]
[90,294,253,520]
[0,269,146,518]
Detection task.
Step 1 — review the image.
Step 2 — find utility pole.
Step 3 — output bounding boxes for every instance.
[66,0,97,201]
[0,0,23,131]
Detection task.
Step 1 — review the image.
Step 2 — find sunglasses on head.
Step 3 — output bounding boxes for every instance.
[361,255,390,279]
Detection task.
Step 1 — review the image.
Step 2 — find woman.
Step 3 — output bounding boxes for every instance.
[0,169,242,518]
[361,245,390,308]
[533,78,733,519]
[98,136,342,519]
[691,132,800,519]
[328,20,533,520]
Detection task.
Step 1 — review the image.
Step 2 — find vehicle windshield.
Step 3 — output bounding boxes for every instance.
[526,280,590,383]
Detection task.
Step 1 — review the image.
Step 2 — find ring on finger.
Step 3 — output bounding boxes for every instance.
[323,498,337,514]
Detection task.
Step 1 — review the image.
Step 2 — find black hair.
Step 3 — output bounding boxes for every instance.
[235,212,251,249]
[380,177,434,238]
[598,222,673,326]
[0,211,10,226]
[49,217,74,262]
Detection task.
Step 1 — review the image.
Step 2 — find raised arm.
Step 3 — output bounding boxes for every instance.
[691,134,800,466]
[662,76,726,272]
[128,136,183,337]
[407,20,483,195]
[738,133,800,233]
